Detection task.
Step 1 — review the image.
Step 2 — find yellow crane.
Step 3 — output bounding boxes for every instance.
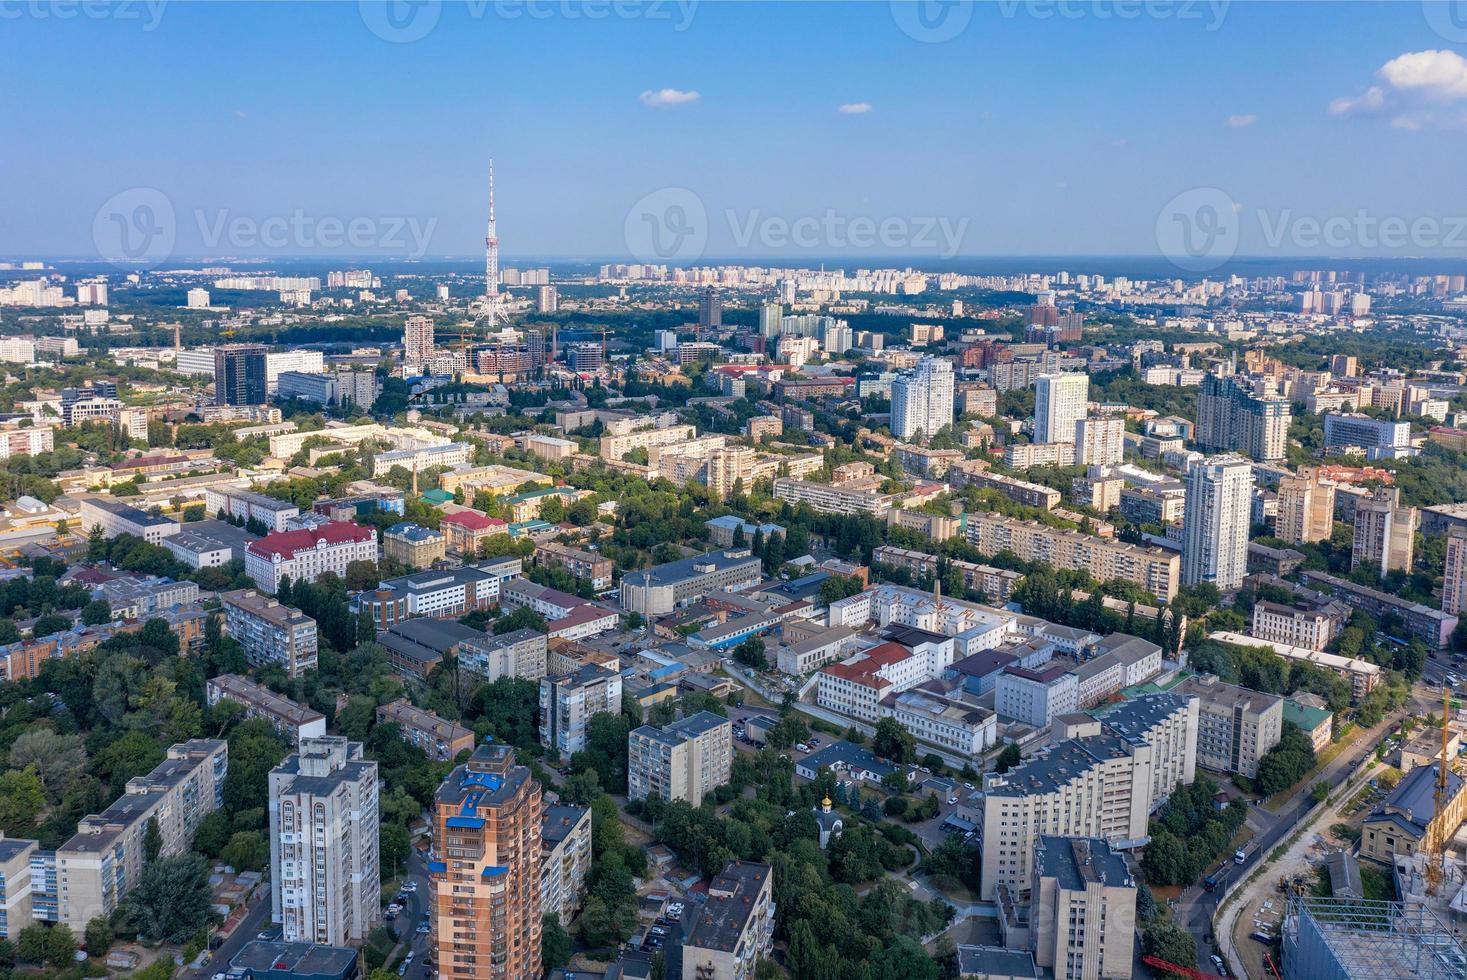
[1426,683,1453,894]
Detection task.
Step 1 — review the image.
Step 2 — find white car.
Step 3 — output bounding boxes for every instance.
[402,881,418,892]
[796,743,810,752]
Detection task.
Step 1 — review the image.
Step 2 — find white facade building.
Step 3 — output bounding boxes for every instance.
[1181,454,1254,590]
[1035,373,1089,446]
[890,356,955,442]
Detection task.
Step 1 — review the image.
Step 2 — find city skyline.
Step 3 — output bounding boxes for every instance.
[5,3,1467,263]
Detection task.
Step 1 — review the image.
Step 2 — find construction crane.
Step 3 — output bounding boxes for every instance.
[1140,955,1225,979]
[1426,681,1453,894]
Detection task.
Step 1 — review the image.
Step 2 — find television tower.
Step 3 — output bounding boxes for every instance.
[484,159,502,325]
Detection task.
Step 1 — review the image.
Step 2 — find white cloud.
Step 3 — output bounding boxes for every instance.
[639,88,700,109]
[1225,114,1257,127]
[1329,85,1386,117]
[838,102,873,115]
[1379,49,1467,100]
[1331,50,1467,128]
[233,110,249,120]
[1110,137,1128,147]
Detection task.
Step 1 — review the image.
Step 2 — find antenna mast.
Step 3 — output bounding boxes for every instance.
[484,159,502,326]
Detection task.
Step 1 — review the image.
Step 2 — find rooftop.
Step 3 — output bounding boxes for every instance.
[685,861,772,953]
[541,805,590,847]
[384,521,444,543]
[986,734,1133,798]
[230,941,357,978]
[440,510,507,531]
[1372,762,1465,833]
[1038,835,1133,891]
[245,521,373,561]
[955,946,1037,979]
[620,548,761,589]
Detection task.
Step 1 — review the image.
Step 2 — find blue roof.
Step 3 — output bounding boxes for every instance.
[1372,762,1464,833]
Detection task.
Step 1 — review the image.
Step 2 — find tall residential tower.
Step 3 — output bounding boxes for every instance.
[1181,454,1254,590]
[890,356,955,442]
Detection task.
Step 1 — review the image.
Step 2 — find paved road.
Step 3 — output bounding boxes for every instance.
[392,849,433,980]
[1180,704,1407,966]
[184,891,272,979]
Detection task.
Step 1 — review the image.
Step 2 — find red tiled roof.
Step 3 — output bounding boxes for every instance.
[440,511,506,531]
[111,454,190,471]
[246,521,374,561]
[819,641,912,689]
[549,603,618,632]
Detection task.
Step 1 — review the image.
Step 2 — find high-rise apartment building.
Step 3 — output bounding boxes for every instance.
[539,665,623,762]
[980,695,1197,901]
[1075,415,1123,466]
[758,302,782,338]
[1030,837,1136,980]
[1196,374,1290,461]
[269,737,380,946]
[214,343,269,406]
[1034,373,1088,446]
[628,711,732,804]
[221,589,319,677]
[1444,529,1467,617]
[681,861,775,980]
[890,356,955,442]
[429,744,542,980]
[1181,454,1254,590]
[539,805,592,927]
[1276,468,1336,545]
[698,287,722,329]
[1351,487,1417,577]
[404,315,435,371]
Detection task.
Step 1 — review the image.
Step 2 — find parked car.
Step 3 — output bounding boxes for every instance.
[402,881,417,892]
[796,743,810,752]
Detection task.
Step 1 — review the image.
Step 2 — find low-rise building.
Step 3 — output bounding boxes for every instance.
[540,805,592,926]
[205,486,300,532]
[383,522,446,569]
[375,618,485,678]
[206,674,326,744]
[1361,762,1467,865]
[1298,570,1457,650]
[164,529,233,569]
[534,542,614,590]
[1210,630,1381,701]
[776,624,861,675]
[244,522,377,593]
[352,565,503,631]
[619,548,764,617]
[880,680,997,757]
[457,628,547,683]
[375,698,475,761]
[704,515,786,549]
[1251,600,1339,652]
[628,711,732,804]
[1283,697,1334,754]
[221,589,318,676]
[79,497,180,545]
[439,510,509,556]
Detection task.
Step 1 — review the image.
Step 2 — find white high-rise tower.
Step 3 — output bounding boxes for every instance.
[484,160,503,325]
[1181,454,1254,590]
[890,356,955,442]
[1034,373,1089,445]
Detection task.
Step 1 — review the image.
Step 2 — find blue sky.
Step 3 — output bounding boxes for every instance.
[3,1,1466,262]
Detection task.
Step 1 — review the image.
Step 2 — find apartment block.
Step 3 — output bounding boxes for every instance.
[221,589,319,677]
[383,522,447,569]
[268,737,380,946]
[1351,487,1417,576]
[619,548,763,617]
[599,422,697,462]
[1251,601,1338,652]
[1174,675,1282,778]
[980,694,1197,900]
[681,861,775,980]
[1196,374,1289,461]
[872,545,1024,602]
[1446,528,1467,618]
[376,698,475,761]
[1323,412,1413,456]
[540,805,592,926]
[628,711,732,804]
[951,464,1063,510]
[1119,484,1186,526]
[1276,468,1336,545]
[206,673,326,744]
[0,836,37,939]
[771,476,896,517]
[429,745,543,980]
[1209,631,1381,701]
[372,442,474,477]
[457,628,548,684]
[539,665,623,762]
[534,542,614,590]
[965,511,1180,601]
[1030,837,1136,980]
[1298,570,1457,650]
[56,740,228,931]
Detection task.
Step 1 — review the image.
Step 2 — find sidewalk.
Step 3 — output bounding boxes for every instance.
[1213,759,1379,979]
